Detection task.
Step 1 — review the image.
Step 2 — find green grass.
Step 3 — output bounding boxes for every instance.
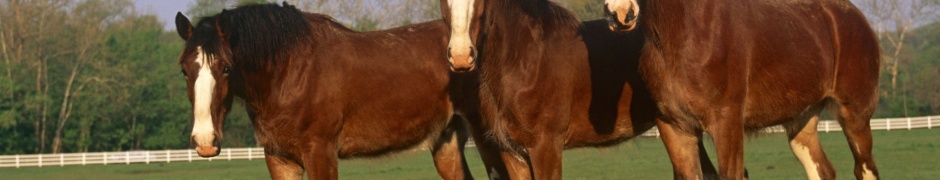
[2,129,938,179]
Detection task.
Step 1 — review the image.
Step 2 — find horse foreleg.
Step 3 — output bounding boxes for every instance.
[431,118,473,180]
[658,119,704,180]
[302,139,339,180]
[697,139,719,180]
[785,116,836,180]
[698,142,749,180]
[494,149,531,180]
[704,109,746,180]
[525,136,564,180]
[465,118,513,180]
[264,154,304,180]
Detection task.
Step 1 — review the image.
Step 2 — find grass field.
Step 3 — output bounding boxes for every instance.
[2,129,938,179]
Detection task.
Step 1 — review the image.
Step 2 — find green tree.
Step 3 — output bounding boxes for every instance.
[559,0,606,20]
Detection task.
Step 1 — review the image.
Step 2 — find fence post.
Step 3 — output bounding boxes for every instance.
[104,152,107,165]
[188,151,192,162]
[38,154,42,167]
[825,121,830,133]
[929,116,933,129]
[248,148,252,160]
[166,150,171,163]
[907,117,912,130]
[60,154,64,167]
[887,119,891,131]
[227,149,231,161]
[146,152,150,164]
[15,154,19,168]
[125,151,130,165]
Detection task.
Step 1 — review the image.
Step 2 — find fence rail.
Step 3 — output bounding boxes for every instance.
[637,115,938,137]
[0,147,265,168]
[2,115,938,168]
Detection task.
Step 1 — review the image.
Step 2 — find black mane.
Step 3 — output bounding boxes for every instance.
[189,3,312,70]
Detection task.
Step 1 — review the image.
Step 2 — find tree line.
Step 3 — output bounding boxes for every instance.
[0,0,938,155]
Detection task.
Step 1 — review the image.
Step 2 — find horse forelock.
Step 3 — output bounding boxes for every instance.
[185,3,314,71]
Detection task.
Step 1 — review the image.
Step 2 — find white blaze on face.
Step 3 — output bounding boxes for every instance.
[447,0,475,62]
[790,141,822,180]
[192,46,216,146]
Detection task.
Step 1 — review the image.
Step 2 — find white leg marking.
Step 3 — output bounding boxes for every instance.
[862,163,877,180]
[192,46,216,146]
[489,167,501,180]
[446,0,475,58]
[791,141,822,180]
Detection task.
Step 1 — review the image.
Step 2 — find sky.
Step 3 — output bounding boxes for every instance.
[133,0,194,30]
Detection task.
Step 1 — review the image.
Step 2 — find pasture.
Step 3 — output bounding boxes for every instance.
[2,129,937,179]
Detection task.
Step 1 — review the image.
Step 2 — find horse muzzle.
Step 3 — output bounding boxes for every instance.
[191,134,221,157]
[447,46,478,73]
[605,4,638,32]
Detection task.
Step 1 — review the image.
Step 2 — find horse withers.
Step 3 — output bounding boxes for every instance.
[605,0,881,179]
[174,3,475,179]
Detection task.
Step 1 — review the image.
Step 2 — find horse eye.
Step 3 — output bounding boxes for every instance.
[222,66,231,74]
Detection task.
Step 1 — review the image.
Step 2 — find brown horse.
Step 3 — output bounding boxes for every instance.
[174,3,476,179]
[441,1,716,176]
[605,0,881,179]
[440,0,590,178]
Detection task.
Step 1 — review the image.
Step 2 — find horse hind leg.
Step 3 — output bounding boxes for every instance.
[832,99,879,180]
[783,115,836,180]
[430,116,473,180]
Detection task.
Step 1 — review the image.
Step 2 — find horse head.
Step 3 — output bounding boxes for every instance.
[175,12,235,158]
[440,0,485,73]
[604,0,640,31]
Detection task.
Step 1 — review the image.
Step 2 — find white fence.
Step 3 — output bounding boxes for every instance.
[0,147,265,168]
[636,115,939,137]
[1,115,938,168]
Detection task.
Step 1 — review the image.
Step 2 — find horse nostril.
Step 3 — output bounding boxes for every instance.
[212,136,221,147]
[446,47,453,58]
[603,4,613,16]
[469,47,477,57]
[626,9,637,21]
[189,136,197,147]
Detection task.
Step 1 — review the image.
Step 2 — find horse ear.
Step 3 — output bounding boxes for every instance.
[175,12,193,40]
